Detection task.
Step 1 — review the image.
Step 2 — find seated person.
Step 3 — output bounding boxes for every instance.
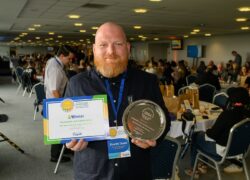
[244,76,250,95]
[185,87,250,178]
[195,65,221,90]
[23,61,39,85]
[239,66,249,87]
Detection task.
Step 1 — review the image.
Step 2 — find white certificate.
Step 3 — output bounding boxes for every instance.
[43,95,109,144]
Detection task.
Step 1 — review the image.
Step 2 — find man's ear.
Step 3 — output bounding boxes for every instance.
[93,44,96,54]
[127,42,131,54]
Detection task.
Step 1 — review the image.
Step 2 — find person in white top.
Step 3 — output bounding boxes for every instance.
[44,45,75,163]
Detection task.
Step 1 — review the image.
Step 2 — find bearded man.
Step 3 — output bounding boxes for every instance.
[65,22,170,180]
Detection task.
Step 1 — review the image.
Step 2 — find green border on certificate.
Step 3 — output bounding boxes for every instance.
[43,95,109,144]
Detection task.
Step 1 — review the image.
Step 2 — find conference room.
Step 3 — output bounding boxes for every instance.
[0,0,250,180]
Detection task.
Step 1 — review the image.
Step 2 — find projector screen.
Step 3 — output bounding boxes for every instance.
[187,45,203,58]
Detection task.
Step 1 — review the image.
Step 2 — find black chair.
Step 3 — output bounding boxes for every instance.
[33,82,45,121]
[0,131,25,153]
[178,85,192,95]
[54,145,66,174]
[199,83,216,103]
[151,136,181,180]
[21,71,33,97]
[192,118,250,180]
[15,66,24,94]
[186,74,197,85]
[212,92,229,110]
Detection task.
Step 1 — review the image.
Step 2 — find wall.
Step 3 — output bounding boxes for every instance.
[0,45,10,57]
[168,33,250,66]
[130,42,148,64]
[131,42,169,64]
[148,43,169,61]
[0,45,48,57]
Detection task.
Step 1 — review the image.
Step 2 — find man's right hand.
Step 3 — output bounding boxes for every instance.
[66,139,88,151]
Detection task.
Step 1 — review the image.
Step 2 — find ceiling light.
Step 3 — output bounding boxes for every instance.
[28,40,32,42]
[79,39,84,42]
[19,34,25,37]
[241,26,249,30]
[133,25,142,29]
[134,8,147,13]
[91,26,98,30]
[33,24,41,27]
[35,37,40,40]
[74,23,83,27]
[68,14,80,19]
[48,32,55,35]
[183,35,189,38]
[28,28,35,31]
[22,32,28,35]
[149,0,162,2]
[236,18,247,22]
[57,35,63,38]
[154,38,159,40]
[79,30,86,33]
[193,29,200,32]
[205,33,212,36]
[190,32,197,34]
[238,7,250,12]
[49,38,53,40]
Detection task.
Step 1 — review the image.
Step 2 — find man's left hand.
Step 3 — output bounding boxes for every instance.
[131,139,156,149]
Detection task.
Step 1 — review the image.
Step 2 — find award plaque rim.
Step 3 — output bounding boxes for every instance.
[122,99,166,140]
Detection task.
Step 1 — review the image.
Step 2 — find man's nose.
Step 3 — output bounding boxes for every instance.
[106,44,115,55]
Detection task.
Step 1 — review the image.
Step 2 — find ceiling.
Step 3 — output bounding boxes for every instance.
[0,0,250,46]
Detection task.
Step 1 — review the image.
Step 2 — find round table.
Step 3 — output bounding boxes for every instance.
[167,101,222,138]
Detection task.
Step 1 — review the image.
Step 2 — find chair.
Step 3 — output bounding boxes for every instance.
[151,136,181,180]
[21,71,33,97]
[33,82,45,121]
[0,131,25,154]
[212,92,229,109]
[199,83,216,103]
[15,66,24,95]
[54,145,66,174]
[186,75,197,85]
[178,85,191,95]
[192,118,250,180]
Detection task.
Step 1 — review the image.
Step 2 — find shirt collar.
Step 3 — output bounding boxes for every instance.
[94,67,127,82]
[55,56,64,68]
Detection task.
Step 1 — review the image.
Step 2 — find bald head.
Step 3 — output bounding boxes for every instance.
[95,22,127,43]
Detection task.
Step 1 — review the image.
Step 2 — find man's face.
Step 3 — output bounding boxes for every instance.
[61,52,74,65]
[93,24,130,78]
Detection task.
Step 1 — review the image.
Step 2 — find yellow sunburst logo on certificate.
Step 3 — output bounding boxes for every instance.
[109,128,117,137]
[61,99,74,112]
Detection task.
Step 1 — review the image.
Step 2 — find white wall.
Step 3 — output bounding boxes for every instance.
[130,42,148,64]
[131,42,169,64]
[168,33,250,66]
[0,45,48,57]
[16,46,48,55]
[148,43,169,61]
[0,45,10,57]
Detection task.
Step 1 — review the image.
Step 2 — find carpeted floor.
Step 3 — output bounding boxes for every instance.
[0,76,73,180]
[0,76,249,180]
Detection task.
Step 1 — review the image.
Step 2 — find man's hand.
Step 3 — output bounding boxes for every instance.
[66,139,88,151]
[131,139,156,149]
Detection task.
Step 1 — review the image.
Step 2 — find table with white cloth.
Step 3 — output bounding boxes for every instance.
[167,101,222,138]
[219,81,238,92]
